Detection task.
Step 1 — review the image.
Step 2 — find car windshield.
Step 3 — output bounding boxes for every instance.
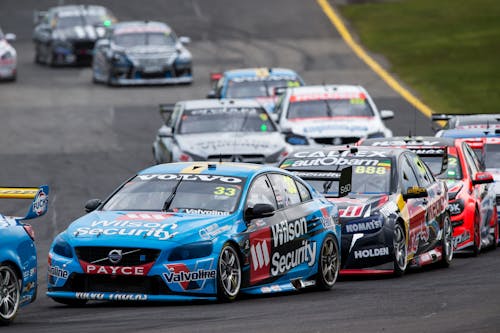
[422,154,462,180]
[287,96,374,119]
[178,107,277,134]
[56,10,112,28]
[281,157,392,195]
[102,174,246,214]
[113,32,176,47]
[484,144,500,169]
[226,78,301,98]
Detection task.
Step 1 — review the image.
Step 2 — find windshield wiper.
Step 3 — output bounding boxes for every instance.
[162,177,183,212]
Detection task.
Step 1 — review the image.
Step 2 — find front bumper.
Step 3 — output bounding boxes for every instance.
[109,62,192,86]
[450,203,474,252]
[0,63,16,79]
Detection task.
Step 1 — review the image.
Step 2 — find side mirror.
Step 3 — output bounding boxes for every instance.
[472,171,494,185]
[159,104,175,123]
[33,10,47,25]
[158,126,173,138]
[4,33,16,42]
[380,110,394,120]
[403,186,428,200]
[245,203,275,220]
[179,36,191,44]
[95,38,110,50]
[85,199,102,213]
[272,86,287,96]
[206,90,217,99]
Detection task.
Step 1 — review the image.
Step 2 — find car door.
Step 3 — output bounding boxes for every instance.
[399,154,427,256]
[267,173,320,279]
[242,174,286,286]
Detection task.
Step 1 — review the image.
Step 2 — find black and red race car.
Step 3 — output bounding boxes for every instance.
[359,137,498,254]
[279,146,453,276]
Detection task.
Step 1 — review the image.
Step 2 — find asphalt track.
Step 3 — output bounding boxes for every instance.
[0,1,499,332]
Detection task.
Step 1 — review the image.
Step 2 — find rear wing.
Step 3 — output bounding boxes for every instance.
[0,185,49,220]
[407,146,448,176]
[290,166,352,198]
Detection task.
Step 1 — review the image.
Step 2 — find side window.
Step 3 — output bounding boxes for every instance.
[268,174,301,209]
[400,155,419,192]
[411,155,432,187]
[167,104,183,129]
[274,94,285,120]
[216,78,225,97]
[245,175,277,211]
[295,180,312,202]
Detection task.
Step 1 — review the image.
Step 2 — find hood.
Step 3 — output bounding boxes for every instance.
[287,117,384,138]
[64,210,235,247]
[326,194,391,222]
[124,45,177,58]
[54,25,105,41]
[175,132,286,158]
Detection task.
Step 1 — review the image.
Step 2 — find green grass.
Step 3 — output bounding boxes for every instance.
[339,0,500,114]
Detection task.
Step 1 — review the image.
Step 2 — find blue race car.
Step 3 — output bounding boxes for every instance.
[47,162,341,304]
[0,186,49,325]
[207,67,304,113]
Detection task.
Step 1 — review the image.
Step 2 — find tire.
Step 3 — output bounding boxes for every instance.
[472,210,481,257]
[34,42,42,64]
[45,45,55,67]
[51,297,87,307]
[439,215,453,268]
[488,221,498,251]
[217,243,241,302]
[316,234,339,290]
[393,222,407,277]
[0,265,20,326]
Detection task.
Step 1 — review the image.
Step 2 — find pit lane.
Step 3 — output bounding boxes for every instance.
[0,1,498,332]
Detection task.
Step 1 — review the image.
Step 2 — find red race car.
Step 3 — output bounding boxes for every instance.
[359,136,498,254]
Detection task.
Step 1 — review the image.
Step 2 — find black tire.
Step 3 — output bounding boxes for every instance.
[34,42,42,64]
[51,297,88,307]
[0,265,20,326]
[217,243,241,302]
[316,234,340,290]
[45,45,55,67]
[393,222,407,277]
[472,210,481,257]
[487,221,498,251]
[440,215,453,268]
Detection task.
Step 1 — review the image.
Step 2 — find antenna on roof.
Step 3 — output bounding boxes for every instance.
[219,153,223,164]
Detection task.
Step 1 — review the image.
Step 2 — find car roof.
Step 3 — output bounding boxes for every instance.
[453,114,500,125]
[51,5,109,14]
[361,136,456,147]
[138,162,280,178]
[285,84,366,96]
[113,21,170,33]
[179,98,263,110]
[440,129,500,138]
[224,67,300,79]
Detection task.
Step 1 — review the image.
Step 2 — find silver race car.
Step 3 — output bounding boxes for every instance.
[152,99,290,164]
[0,28,16,81]
[92,21,192,86]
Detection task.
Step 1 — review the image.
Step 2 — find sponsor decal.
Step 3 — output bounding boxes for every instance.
[339,206,364,218]
[20,295,33,305]
[231,75,298,83]
[344,218,383,234]
[453,232,470,248]
[271,239,316,276]
[370,140,440,147]
[199,223,231,240]
[292,150,388,159]
[117,213,174,221]
[22,282,35,293]
[303,124,369,134]
[136,174,243,184]
[250,228,272,284]
[179,208,230,216]
[320,208,336,229]
[48,265,69,279]
[75,220,178,240]
[33,190,49,216]
[163,261,216,290]
[76,292,105,300]
[271,218,308,247]
[80,261,153,276]
[354,247,389,259]
[379,202,398,216]
[290,92,365,102]
[108,249,122,264]
[290,157,378,168]
[75,292,148,301]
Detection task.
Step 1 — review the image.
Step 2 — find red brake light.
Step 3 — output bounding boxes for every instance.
[179,153,191,162]
[23,224,35,240]
[210,73,222,81]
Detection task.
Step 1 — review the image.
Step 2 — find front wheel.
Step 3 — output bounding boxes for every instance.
[393,223,407,277]
[0,265,20,326]
[472,211,481,257]
[217,243,241,302]
[439,215,453,267]
[316,234,340,290]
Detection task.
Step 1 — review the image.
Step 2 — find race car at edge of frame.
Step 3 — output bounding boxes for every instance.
[46,162,343,304]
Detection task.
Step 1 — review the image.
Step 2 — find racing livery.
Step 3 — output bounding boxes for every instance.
[47,162,341,303]
[432,113,500,133]
[33,5,117,66]
[279,146,453,276]
[0,28,17,81]
[0,186,49,325]
[360,137,498,253]
[92,21,192,86]
[207,67,304,113]
[152,99,290,164]
[272,85,394,146]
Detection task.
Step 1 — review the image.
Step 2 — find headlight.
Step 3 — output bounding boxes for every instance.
[1,51,13,60]
[112,53,130,65]
[168,241,213,261]
[175,48,192,64]
[449,199,464,216]
[367,131,386,139]
[52,235,73,258]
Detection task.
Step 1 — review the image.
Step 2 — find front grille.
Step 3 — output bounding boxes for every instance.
[75,247,160,266]
[313,137,360,145]
[64,274,171,294]
[139,71,167,79]
[73,40,95,54]
[207,154,266,163]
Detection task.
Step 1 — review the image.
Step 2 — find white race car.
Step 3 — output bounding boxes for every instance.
[272,85,394,145]
[0,28,16,81]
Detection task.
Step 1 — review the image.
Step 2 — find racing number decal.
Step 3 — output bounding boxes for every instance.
[213,186,236,196]
[355,166,386,175]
